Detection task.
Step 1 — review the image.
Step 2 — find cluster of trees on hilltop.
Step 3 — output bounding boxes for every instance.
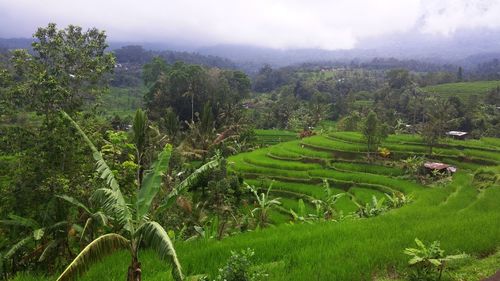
[114,45,236,69]
[111,45,237,87]
[247,64,499,138]
[142,56,251,125]
[251,59,463,93]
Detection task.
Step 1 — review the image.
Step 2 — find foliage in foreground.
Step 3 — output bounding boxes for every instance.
[57,111,184,281]
[208,248,267,281]
[404,238,468,281]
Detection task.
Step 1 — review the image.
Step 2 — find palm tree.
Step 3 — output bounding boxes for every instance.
[246,182,281,228]
[312,180,345,220]
[0,215,68,275]
[56,195,109,243]
[57,111,219,281]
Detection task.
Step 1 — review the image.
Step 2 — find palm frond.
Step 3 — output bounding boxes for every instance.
[92,211,109,227]
[137,144,172,220]
[138,222,184,281]
[91,189,133,233]
[0,214,39,229]
[60,111,121,192]
[38,239,59,262]
[132,109,148,154]
[57,195,91,214]
[61,111,134,232]
[4,236,33,259]
[160,158,220,211]
[80,218,93,242]
[56,233,130,281]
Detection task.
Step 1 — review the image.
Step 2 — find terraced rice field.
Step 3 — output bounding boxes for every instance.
[254,129,298,146]
[423,80,500,100]
[228,131,500,224]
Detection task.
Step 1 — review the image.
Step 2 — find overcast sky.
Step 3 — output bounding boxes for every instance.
[1,0,500,50]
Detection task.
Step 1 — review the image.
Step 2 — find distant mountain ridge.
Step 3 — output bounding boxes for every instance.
[0,38,236,70]
[2,27,500,73]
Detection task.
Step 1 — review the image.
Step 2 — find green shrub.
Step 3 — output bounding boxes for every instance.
[404,238,468,281]
[211,248,267,281]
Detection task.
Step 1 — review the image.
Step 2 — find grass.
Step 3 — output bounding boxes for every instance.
[241,149,322,171]
[348,187,386,204]
[254,129,297,145]
[17,173,500,281]
[330,161,405,176]
[423,80,500,100]
[98,86,144,118]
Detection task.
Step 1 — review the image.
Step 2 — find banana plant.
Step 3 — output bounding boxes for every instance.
[385,192,412,208]
[0,214,68,270]
[246,182,281,228]
[58,110,220,281]
[311,179,346,220]
[354,195,386,218]
[290,199,314,224]
[404,238,468,281]
[56,195,110,243]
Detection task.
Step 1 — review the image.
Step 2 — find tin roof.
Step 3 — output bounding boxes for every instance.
[424,162,450,170]
[446,131,468,137]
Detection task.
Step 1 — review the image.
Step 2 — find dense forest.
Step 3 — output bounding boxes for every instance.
[0,23,499,281]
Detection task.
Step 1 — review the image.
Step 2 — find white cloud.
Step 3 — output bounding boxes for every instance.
[419,0,500,35]
[0,0,498,49]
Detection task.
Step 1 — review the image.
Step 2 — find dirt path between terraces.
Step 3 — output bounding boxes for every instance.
[482,270,500,281]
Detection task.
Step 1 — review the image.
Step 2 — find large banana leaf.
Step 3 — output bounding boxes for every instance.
[91,188,133,233]
[138,221,184,281]
[61,111,133,232]
[132,109,148,155]
[136,144,172,220]
[4,236,33,260]
[61,111,120,191]
[56,233,130,281]
[0,214,39,229]
[159,158,220,211]
[57,195,91,214]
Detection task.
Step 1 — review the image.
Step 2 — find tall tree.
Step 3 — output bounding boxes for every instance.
[3,23,115,241]
[457,66,463,82]
[420,98,457,155]
[12,23,115,116]
[361,111,388,158]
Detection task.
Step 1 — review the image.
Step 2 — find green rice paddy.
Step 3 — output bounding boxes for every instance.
[423,80,500,100]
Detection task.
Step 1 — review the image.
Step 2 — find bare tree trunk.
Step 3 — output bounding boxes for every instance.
[191,91,194,123]
[127,256,141,281]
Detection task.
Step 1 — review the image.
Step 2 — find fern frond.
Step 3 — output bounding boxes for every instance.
[56,233,130,281]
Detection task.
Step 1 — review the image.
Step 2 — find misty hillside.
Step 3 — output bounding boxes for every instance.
[3,28,500,72]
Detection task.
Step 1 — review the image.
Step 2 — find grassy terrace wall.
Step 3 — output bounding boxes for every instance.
[254,129,298,146]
